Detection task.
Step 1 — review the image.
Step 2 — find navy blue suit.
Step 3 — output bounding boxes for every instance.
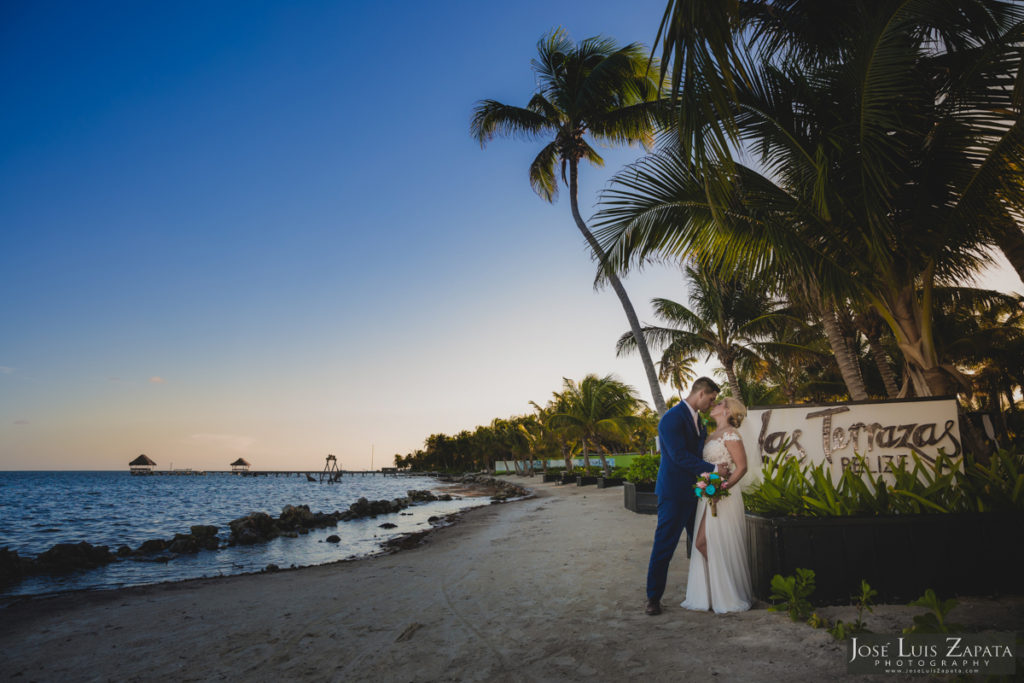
[646,401,715,602]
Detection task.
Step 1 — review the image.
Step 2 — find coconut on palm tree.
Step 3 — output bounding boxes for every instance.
[471,29,671,414]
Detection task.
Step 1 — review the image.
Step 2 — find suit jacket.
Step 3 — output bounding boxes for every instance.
[655,401,715,500]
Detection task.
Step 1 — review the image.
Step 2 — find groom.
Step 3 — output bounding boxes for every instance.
[645,377,723,615]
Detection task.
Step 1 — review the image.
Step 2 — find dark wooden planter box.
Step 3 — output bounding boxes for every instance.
[559,474,577,485]
[542,473,562,483]
[623,481,657,514]
[746,512,1024,605]
[576,476,599,486]
[597,477,624,488]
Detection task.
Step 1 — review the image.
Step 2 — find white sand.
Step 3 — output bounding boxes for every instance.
[1,476,1020,682]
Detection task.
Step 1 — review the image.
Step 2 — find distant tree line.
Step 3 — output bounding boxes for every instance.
[394,374,659,474]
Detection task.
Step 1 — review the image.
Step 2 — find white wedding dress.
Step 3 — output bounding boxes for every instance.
[681,430,753,613]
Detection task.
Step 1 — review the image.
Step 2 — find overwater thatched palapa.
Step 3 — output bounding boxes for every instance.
[129,454,157,476]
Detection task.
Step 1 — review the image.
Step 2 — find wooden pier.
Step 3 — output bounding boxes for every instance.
[127,453,413,479]
[139,469,406,478]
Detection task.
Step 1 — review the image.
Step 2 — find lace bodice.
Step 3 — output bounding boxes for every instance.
[703,430,742,466]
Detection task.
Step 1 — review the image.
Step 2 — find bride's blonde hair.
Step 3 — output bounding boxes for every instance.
[723,397,747,428]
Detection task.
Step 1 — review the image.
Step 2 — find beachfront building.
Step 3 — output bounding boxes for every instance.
[129,454,157,475]
[230,458,251,474]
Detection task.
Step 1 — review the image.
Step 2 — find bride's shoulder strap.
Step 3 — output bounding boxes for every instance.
[722,430,742,442]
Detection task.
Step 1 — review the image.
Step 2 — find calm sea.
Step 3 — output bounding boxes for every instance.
[0,471,488,598]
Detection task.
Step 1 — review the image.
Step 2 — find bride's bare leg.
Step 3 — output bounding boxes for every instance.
[695,508,707,558]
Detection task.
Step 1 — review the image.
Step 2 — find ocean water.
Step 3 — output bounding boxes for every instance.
[0,471,489,598]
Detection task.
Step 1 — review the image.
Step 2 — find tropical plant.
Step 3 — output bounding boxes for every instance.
[471,29,671,414]
[547,374,647,475]
[625,453,661,484]
[743,448,1024,516]
[598,0,1024,398]
[936,289,1024,442]
[828,579,878,640]
[616,264,775,397]
[737,303,837,404]
[768,567,816,621]
[903,590,964,634]
[657,350,697,399]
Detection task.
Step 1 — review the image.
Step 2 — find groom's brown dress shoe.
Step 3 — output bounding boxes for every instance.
[645,599,662,615]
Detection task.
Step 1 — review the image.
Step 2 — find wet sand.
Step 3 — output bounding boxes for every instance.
[1,475,1020,682]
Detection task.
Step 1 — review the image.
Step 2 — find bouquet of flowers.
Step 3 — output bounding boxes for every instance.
[694,471,731,517]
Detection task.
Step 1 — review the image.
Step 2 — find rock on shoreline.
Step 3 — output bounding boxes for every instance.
[0,479,527,588]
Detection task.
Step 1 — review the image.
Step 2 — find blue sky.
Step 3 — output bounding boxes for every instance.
[0,0,694,470]
[1,1,1019,471]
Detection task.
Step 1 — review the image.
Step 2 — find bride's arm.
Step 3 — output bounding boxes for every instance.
[722,433,748,489]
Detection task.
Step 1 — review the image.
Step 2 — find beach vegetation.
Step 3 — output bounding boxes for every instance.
[547,374,647,475]
[589,0,1024,425]
[826,580,878,640]
[616,263,779,397]
[395,374,653,474]
[903,589,965,634]
[768,567,816,622]
[743,448,1024,517]
[624,453,660,484]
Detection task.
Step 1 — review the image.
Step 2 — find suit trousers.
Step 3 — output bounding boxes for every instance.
[646,495,695,602]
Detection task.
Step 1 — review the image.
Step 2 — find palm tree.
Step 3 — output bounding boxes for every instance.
[657,351,697,399]
[471,29,671,414]
[616,264,773,397]
[547,374,646,475]
[741,303,837,404]
[597,1,1024,398]
[934,288,1024,432]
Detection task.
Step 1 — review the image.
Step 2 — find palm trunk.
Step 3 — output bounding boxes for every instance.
[568,159,667,415]
[819,304,870,400]
[582,440,592,471]
[596,442,611,476]
[880,281,958,397]
[719,351,741,399]
[867,336,900,398]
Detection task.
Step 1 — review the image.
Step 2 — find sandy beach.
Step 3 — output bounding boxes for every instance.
[1,476,1021,682]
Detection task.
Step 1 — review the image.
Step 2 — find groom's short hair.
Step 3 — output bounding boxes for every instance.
[691,377,720,395]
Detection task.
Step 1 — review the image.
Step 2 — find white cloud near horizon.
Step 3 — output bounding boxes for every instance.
[149,376,165,383]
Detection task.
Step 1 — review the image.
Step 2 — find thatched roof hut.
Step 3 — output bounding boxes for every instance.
[129,454,156,475]
[230,457,251,472]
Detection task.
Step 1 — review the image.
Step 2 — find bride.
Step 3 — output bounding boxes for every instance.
[681,397,753,613]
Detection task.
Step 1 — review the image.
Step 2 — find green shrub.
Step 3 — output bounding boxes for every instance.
[828,579,877,640]
[768,567,816,621]
[903,589,964,634]
[625,454,660,484]
[743,448,1024,517]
